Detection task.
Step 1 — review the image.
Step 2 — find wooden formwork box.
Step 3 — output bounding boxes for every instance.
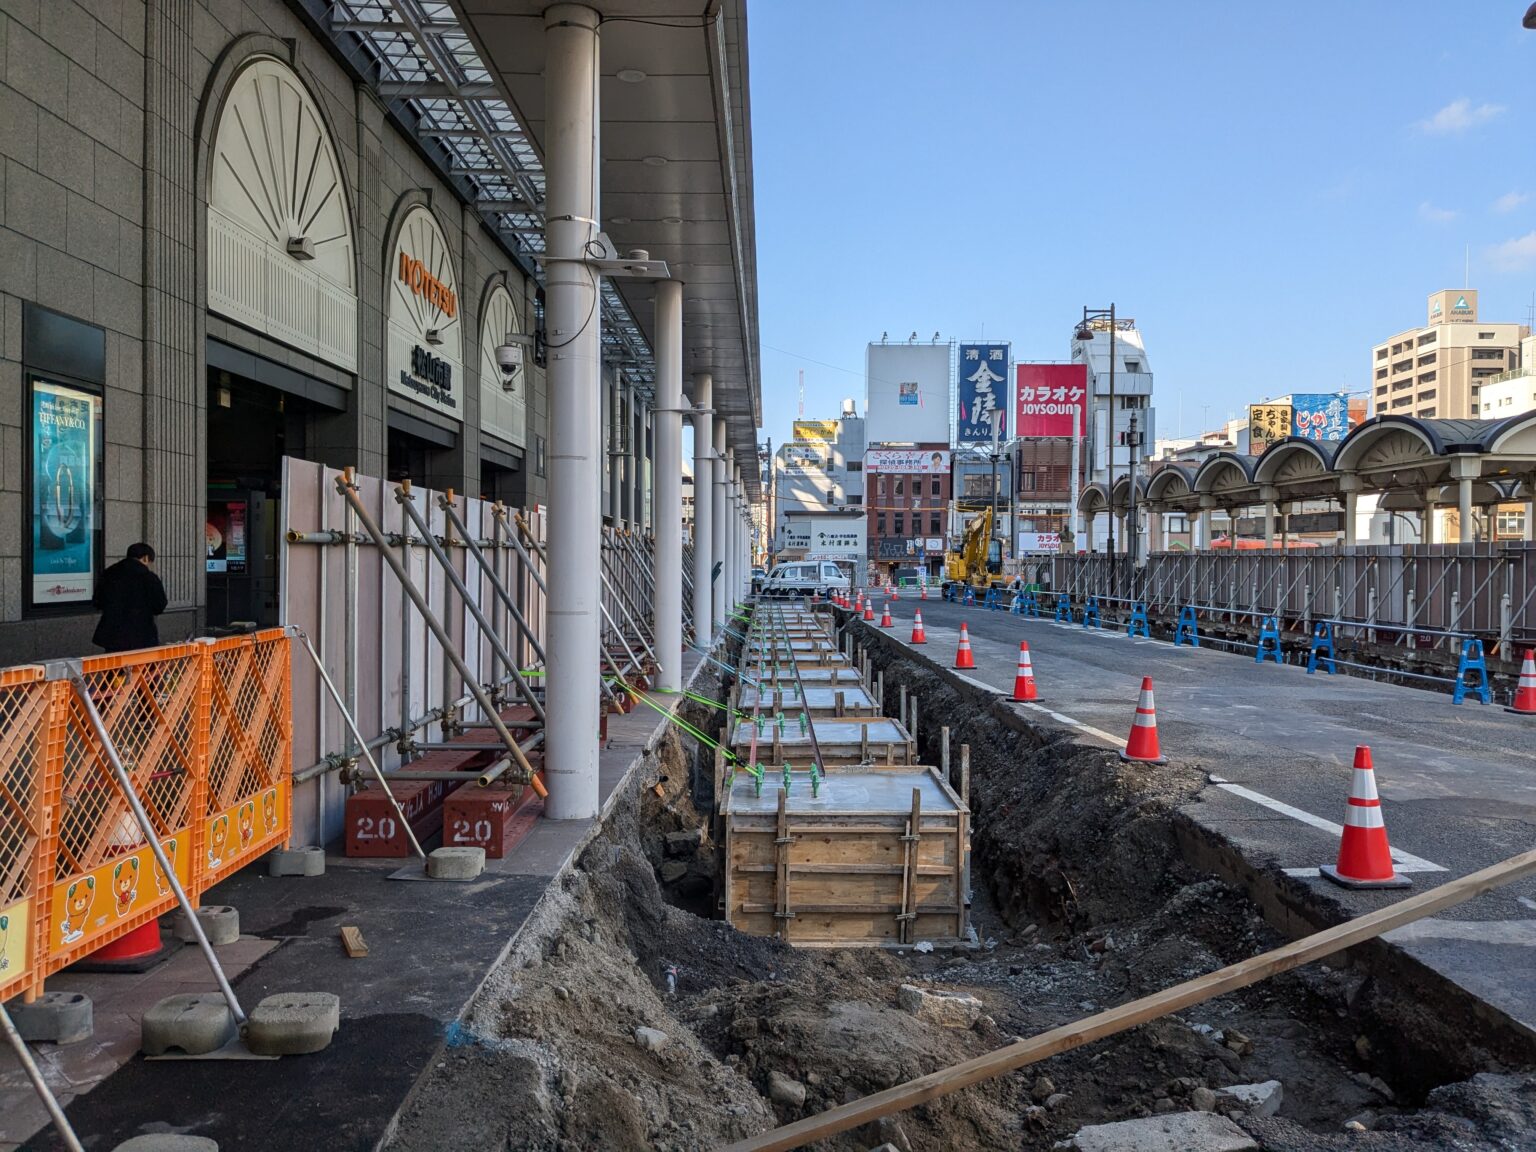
[718,765,968,948]
[729,718,916,770]
[730,683,880,719]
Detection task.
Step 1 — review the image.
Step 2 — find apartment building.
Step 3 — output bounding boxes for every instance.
[1372,290,1528,419]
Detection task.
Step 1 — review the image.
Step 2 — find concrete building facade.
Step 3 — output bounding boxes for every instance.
[1069,318,1157,551]
[1372,290,1528,420]
[0,0,603,662]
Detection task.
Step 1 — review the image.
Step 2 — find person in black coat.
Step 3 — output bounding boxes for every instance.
[92,542,168,652]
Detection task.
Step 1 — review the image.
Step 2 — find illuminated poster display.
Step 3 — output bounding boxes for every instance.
[31,379,99,606]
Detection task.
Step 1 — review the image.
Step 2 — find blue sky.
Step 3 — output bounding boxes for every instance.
[747,1,1536,442]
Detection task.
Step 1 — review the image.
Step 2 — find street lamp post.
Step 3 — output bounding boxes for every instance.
[1076,304,1119,587]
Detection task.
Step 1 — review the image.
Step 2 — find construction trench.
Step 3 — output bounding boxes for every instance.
[386,602,1536,1152]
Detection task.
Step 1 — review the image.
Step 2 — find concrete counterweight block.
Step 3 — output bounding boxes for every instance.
[9,990,92,1044]
[113,1136,220,1151]
[245,992,340,1056]
[427,846,485,880]
[173,905,240,946]
[141,993,237,1056]
[267,846,326,877]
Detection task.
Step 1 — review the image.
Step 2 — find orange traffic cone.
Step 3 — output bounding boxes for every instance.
[880,603,893,628]
[863,600,874,622]
[1508,649,1536,715]
[911,610,927,644]
[1320,746,1410,889]
[1119,676,1167,764]
[1011,641,1038,702]
[954,622,975,669]
[920,584,928,601]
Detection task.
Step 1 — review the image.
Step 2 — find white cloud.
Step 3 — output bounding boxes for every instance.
[1492,190,1529,214]
[1487,231,1536,272]
[1418,201,1458,224]
[1417,97,1506,135]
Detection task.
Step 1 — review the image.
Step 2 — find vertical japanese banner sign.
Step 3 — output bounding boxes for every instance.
[1290,393,1350,441]
[1248,404,1292,455]
[32,380,97,605]
[956,343,1010,444]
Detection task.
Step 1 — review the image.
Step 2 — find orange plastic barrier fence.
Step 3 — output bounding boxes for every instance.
[0,629,292,1004]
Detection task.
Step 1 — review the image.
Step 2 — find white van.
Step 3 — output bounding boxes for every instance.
[762,560,851,599]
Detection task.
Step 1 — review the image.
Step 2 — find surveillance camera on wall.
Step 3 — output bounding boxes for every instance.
[496,341,523,376]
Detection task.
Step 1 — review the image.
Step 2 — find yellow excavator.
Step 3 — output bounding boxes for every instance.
[941,508,1005,599]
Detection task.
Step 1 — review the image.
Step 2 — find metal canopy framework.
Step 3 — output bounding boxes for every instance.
[311,0,761,495]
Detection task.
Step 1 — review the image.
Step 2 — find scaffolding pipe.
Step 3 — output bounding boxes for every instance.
[337,474,536,785]
[439,493,548,668]
[0,1003,84,1152]
[68,672,248,1025]
[396,482,545,726]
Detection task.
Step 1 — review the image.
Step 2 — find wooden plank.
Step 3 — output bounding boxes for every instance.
[720,846,1536,1152]
[339,926,368,958]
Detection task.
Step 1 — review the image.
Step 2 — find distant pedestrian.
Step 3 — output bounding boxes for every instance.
[92,543,168,653]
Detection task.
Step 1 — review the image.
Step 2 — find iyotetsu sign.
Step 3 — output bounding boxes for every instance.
[1015,364,1088,438]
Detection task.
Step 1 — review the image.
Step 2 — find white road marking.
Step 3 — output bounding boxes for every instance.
[1214,780,1446,873]
[891,621,1449,876]
[1019,702,1127,748]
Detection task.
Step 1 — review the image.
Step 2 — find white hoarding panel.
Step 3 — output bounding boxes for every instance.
[866,343,951,444]
[1017,531,1061,554]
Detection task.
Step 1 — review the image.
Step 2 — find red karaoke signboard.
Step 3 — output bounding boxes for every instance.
[1015,363,1088,437]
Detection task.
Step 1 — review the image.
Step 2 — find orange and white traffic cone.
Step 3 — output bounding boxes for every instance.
[911,610,927,644]
[920,584,928,601]
[891,584,900,601]
[880,603,893,628]
[954,622,975,669]
[1011,641,1038,702]
[863,600,875,622]
[1119,676,1167,764]
[1320,745,1410,889]
[1507,649,1536,715]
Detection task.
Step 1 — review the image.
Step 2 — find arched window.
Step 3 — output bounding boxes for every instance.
[207,57,356,370]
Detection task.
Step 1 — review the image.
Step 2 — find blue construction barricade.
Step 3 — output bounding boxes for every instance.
[1081,596,1100,630]
[1453,638,1491,705]
[1054,595,1073,624]
[985,586,1003,611]
[1174,605,1200,647]
[1306,621,1336,674]
[1127,602,1150,639]
[1255,616,1283,664]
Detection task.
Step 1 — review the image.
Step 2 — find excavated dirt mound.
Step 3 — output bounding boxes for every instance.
[385,628,1534,1152]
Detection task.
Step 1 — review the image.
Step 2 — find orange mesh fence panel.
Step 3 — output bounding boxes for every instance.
[48,644,204,969]
[203,630,292,878]
[0,666,53,1002]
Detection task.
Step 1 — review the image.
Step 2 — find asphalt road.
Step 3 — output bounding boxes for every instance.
[853,592,1536,1035]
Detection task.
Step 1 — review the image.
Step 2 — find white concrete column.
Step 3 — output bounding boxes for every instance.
[1422,488,1437,545]
[712,419,728,627]
[1340,476,1360,545]
[653,280,684,691]
[542,3,602,820]
[732,463,745,603]
[724,448,738,613]
[1198,498,1215,551]
[690,372,714,640]
[1260,486,1277,548]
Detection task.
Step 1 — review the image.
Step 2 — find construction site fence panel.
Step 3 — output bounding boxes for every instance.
[280,459,548,846]
[1048,543,1536,655]
[1,629,292,1003]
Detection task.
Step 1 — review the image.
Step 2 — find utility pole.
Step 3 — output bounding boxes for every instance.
[1127,412,1140,570]
[989,412,1001,555]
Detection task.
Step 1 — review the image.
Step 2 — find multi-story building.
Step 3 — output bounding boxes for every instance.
[771,404,865,549]
[1372,290,1528,419]
[865,448,952,579]
[1479,333,1536,418]
[1069,318,1158,551]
